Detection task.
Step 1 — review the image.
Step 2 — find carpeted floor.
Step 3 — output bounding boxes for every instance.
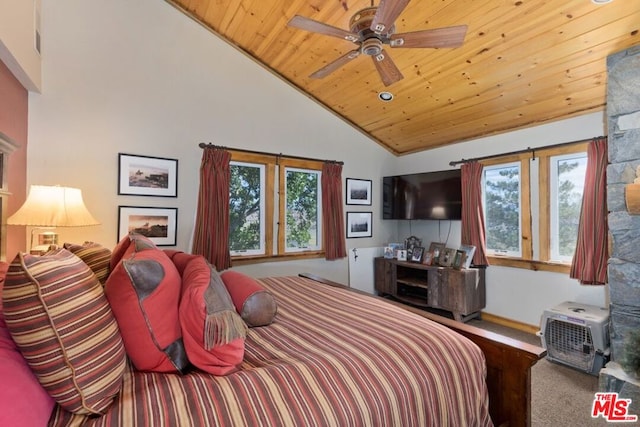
[469,319,613,427]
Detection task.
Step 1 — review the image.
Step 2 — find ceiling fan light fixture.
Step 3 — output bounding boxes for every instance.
[378,91,394,102]
[591,0,613,3]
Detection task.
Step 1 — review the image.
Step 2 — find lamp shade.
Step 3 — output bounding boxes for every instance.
[7,185,100,227]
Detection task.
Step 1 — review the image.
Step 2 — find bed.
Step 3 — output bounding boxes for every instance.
[46,273,492,426]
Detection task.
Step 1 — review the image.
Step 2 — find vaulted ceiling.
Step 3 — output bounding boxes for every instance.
[165,0,640,155]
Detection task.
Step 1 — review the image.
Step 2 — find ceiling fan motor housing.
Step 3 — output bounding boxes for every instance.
[350,7,393,56]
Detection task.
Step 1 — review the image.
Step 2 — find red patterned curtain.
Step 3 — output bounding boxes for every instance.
[192,147,232,270]
[461,161,489,266]
[322,162,347,260]
[570,137,608,285]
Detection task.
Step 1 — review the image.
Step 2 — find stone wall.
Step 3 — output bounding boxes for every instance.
[601,44,640,411]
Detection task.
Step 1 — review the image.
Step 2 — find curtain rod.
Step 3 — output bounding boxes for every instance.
[448,136,602,167]
[198,143,343,165]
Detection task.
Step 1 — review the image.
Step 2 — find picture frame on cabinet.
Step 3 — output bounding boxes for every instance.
[459,244,476,269]
[452,250,466,270]
[428,242,445,264]
[411,247,424,263]
[439,248,457,267]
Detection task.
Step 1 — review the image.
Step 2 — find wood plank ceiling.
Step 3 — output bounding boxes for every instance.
[166,0,640,156]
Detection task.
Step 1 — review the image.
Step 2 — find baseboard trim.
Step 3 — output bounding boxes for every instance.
[480,312,540,335]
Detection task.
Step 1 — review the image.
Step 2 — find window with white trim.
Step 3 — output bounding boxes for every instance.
[482,162,522,257]
[283,167,322,252]
[549,152,588,262]
[479,142,588,272]
[228,151,324,261]
[229,161,266,256]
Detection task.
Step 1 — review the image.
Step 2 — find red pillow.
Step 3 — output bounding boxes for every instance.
[220,270,278,327]
[105,248,187,373]
[110,233,156,272]
[179,256,246,375]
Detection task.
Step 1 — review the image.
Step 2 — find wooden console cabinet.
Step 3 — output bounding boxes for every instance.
[374,257,486,322]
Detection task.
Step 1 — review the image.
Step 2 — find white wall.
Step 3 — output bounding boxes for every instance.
[390,113,609,326]
[23,0,608,326]
[0,0,41,91]
[26,0,397,284]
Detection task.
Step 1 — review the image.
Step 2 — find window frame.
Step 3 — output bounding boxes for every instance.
[281,165,322,253]
[229,151,325,265]
[228,160,267,257]
[480,142,588,273]
[482,160,524,258]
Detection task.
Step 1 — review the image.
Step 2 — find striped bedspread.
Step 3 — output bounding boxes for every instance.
[49,276,493,427]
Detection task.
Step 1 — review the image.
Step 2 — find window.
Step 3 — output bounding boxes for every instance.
[283,167,322,252]
[480,142,587,272]
[483,162,522,257]
[229,161,265,256]
[228,151,324,262]
[549,153,588,262]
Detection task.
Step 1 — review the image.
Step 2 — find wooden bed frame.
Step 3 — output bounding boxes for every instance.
[300,273,546,427]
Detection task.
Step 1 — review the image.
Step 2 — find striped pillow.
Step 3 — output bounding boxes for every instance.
[63,241,112,284]
[2,249,127,415]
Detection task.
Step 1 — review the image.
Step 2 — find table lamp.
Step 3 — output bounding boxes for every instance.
[7,185,100,254]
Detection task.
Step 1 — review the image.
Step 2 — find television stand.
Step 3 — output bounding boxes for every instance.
[374,257,486,322]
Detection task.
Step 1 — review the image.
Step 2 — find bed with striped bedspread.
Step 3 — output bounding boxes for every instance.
[49,275,493,427]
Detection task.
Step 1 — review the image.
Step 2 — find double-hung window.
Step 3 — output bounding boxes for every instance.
[228,151,324,262]
[482,161,523,258]
[282,167,322,253]
[480,142,588,272]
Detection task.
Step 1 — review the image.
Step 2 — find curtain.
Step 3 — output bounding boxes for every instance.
[570,137,608,285]
[461,161,489,266]
[192,147,232,270]
[322,162,347,260]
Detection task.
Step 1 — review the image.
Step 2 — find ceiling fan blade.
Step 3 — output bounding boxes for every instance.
[372,50,403,87]
[390,25,468,48]
[288,15,359,42]
[370,0,410,34]
[309,49,361,79]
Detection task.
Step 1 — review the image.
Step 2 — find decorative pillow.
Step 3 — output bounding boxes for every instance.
[178,254,247,375]
[221,270,278,327]
[64,241,112,284]
[2,250,126,415]
[0,261,55,427]
[105,247,188,373]
[110,232,156,272]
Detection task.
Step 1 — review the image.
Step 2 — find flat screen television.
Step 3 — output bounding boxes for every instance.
[382,169,462,220]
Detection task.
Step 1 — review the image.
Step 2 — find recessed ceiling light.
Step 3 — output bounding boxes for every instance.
[591,0,612,4]
[378,91,394,102]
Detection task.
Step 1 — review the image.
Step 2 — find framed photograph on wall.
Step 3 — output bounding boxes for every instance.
[346,178,372,205]
[118,153,178,197]
[346,211,372,238]
[118,206,178,246]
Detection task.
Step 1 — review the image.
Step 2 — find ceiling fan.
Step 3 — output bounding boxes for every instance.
[288,0,468,87]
